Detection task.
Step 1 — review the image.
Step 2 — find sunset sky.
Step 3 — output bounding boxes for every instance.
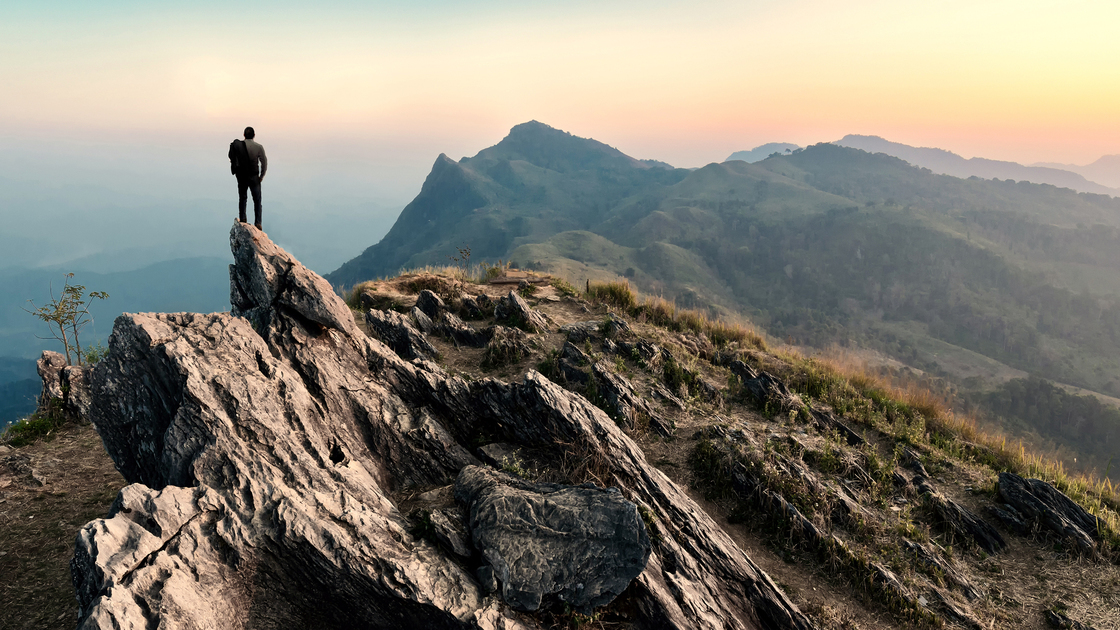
[2,0,1119,199]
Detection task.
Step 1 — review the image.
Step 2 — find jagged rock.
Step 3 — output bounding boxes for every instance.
[477,566,500,594]
[460,294,484,320]
[412,306,436,334]
[902,540,983,601]
[560,341,589,366]
[359,289,379,310]
[602,314,630,339]
[915,476,1006,554]
[650,385,685,410]
[34,350,92,423]
[729,360,801,411]
[618,340,664,369]
[560,321,599,344]
[591,362,674,438]
[36,350,67,408]
[440,311,492,348]
[430,508,473,558]
[929,588,982,630]
[417,289,447,321]
[454,465,650,613]
[904,447,930,478]
[75,223,816,630]
[807,407,864,446]
[988,504,1030,535]
[229,223,355,335]
[692,376,724,408]
[494,291,549,333]
[481,326,533,367]
[476,443,526,469]
[366,308,440,360]
[1045,609,1097,630]
[998,472,1100,555]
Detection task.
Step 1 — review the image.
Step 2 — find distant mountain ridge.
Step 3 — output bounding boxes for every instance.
[1034,154,1120,189]
[726,143,802,164]
[835,134,1119,195]
[330,121,1120,478]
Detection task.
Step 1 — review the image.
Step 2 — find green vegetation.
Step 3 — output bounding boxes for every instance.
[1,397,66,447]
[23,273,108,366]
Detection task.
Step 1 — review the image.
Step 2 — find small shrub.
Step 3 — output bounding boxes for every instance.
[585,281,637,310]
[83,341,109,365]
[550,277,578,297]
[1,398,66,447]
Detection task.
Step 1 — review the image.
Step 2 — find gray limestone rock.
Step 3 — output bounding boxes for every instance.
[494,291,549,334]
[591,362,674,437]
[440,311,492,348]
[455,465,650,613]
[916,477,1006,555]
[481,326,533,367]
[417,289,447,321]
[73,222,817,630]
[412,306,436,334]
[366,308,440,360]
[430,508,473,558]
[998,472,1100,556]
[36,350,67,408]
[559,321,600,344]
[35,350,92,423]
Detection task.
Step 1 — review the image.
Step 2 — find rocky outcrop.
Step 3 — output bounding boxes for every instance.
[915,476,1006,555]
[454,465,651,613]
[73,222,815,630]
[493,291,549,333]
[590,362,674,437]
[366,308,441,360]
[998,472,1101,556]
[35,350,92,423]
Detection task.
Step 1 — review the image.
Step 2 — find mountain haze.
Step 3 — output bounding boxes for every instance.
[1035,154,1120,189]
[726,142,802,163]
[332,123,1120,479]
[835,134,1119,195]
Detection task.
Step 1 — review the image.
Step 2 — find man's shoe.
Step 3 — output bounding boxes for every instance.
[254,222,263,230]
[237,218,246,223]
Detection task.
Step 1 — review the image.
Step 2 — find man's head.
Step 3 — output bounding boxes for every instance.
[244,127,255,140]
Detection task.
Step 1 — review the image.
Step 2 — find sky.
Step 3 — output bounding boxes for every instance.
[1,0,1118,277]
[3,0,1119,173]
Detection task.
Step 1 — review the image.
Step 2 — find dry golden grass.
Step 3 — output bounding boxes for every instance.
[583,280,767,352]
[790,345,1120,549]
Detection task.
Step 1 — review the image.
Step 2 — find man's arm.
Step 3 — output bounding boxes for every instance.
[258,146,268,181]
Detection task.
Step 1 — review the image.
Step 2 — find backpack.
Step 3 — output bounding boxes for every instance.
[228,139,252,177]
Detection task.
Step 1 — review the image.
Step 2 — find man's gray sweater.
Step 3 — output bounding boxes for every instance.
[245,138,268,179]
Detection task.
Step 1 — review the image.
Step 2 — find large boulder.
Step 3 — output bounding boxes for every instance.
[455,466,651,613]
[73,222,815,630]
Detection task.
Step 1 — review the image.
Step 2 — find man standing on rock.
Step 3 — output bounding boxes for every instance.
[229,126,268,230]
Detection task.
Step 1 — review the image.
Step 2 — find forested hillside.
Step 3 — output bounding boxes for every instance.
[330,123,1120,479]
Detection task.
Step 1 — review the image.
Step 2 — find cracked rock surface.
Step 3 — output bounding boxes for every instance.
[73,222,814,630]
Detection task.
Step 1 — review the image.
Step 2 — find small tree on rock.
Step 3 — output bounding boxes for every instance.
[24,273,109,366]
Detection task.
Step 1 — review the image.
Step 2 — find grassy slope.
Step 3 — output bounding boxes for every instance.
[350,272,1120,629]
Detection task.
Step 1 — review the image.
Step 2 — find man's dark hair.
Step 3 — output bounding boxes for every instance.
[244,127,255,139]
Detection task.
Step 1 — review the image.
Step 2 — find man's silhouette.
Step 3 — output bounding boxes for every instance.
[229,127,268,230]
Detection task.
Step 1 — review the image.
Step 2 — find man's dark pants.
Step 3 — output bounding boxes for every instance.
[237,175,262,225]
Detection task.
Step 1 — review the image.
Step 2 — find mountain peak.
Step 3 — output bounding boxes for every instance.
[465,121,658,174]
